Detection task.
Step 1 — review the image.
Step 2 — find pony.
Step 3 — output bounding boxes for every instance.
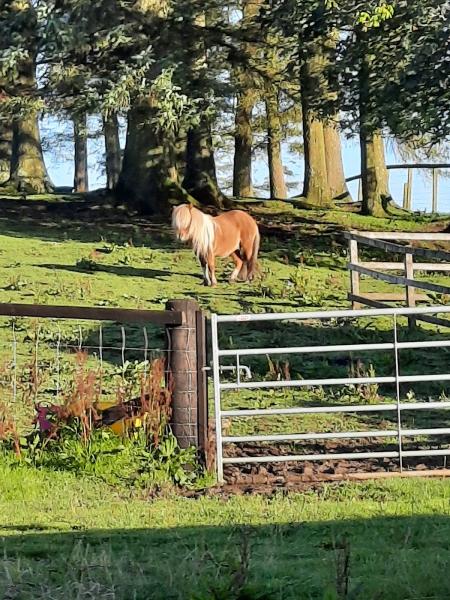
[171,203,260,286]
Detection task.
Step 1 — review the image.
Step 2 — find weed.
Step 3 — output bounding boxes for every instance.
[75,257,100,272]
[3,274,28,291]
[0,401,20,456]
[347,360,380,404]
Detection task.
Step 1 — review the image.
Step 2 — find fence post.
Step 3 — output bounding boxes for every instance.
[165,299,207,450]
[402,183,408,210]
[407,168,413,210]
[349,236,361,309]
[432,169,438,213]
[404,251,416,330]
[403,169,413,210]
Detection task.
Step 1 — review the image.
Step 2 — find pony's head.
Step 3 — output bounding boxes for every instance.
[171,203,193,242]
[171,203,215,258]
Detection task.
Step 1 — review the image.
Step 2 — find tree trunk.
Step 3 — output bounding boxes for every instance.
[232,0,263,199]
[233,89,254,198]
[10,116,53,194]
[265,84,287,200]
[358,35,390,217]
[73,114,89,193]
[0,121,12,185]
[360,130,390,216]
[182,11,230,209]
[117,100,179,214]
[300,53,333,207]
[324,121,350,200]
[183,117,229,209]
[7,0,53,194]
[103,113,121,190]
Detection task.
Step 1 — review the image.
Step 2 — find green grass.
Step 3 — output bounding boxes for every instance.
[1,195,450,598]
[1,462,450,599]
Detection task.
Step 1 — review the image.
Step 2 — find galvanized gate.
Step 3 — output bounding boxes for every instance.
[211,305,450,483]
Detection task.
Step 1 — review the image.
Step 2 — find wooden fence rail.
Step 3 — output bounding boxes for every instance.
[347,163,450,213]
[345,231,450,329]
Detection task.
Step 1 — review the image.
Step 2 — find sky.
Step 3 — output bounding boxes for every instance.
[41,116,449,214]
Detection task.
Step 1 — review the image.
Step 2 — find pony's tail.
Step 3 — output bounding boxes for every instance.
[247,229,260,281]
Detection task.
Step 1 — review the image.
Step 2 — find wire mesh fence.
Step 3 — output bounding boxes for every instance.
[0,314,171,438]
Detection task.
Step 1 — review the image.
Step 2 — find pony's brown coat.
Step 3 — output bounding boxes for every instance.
[172,204,260,286]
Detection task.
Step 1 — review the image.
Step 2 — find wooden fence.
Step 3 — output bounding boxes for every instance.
[0,300,209,455]
[346,231,450,328]
[346,163,450,213]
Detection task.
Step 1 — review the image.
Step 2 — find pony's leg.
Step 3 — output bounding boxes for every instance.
[199,255,211,286]
[207,253,217,286]
[229,252,243,282]
[240,239,254,281]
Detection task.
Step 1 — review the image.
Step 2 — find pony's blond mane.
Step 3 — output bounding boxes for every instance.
[172,204,216,259]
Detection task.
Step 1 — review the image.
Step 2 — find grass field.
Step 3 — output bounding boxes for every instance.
[1,195,450,599]
[2,462,450,599]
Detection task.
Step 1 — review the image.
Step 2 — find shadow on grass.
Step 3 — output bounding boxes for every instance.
[0,197,176,247]
[37,263,187,280]
[1,515,450,599]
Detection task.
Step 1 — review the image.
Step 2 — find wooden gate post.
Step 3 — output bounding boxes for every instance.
[404,251,416,330]
[165,299,208,451]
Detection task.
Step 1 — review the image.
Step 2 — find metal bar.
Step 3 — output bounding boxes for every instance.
[196,310,209,456]
[218,339,450,358]
[393,314,403,471]
[121,326,126,367]
[218,342,395,357]
[216,304,450,323]
[221,401,450,417]
[220,365,252,378]
[143,327,149,379]
[223,427,450,444]
[223,448,450,465]
[223,451,400,464]
[220,375,396,390]
[223,430,399,443]
[211,313,224,483]
[0,303,183,325]
[11,322,17,403]
[55,326,61,401]
[220,373,450,391]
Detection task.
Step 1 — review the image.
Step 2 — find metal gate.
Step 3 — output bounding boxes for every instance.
[211,305,450,483]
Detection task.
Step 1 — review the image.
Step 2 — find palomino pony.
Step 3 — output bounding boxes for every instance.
[171,204,260,286]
